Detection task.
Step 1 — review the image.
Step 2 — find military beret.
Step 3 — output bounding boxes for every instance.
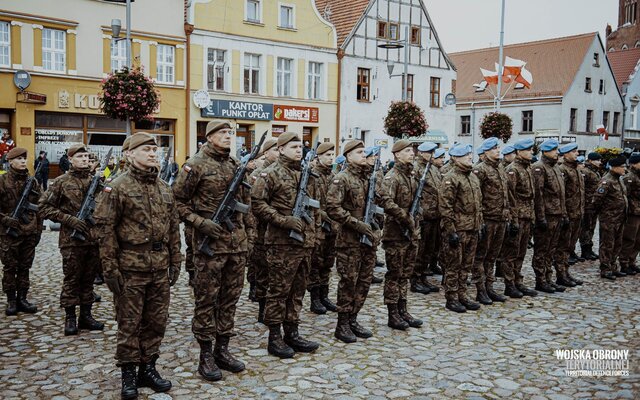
[513,138,535,151]
[501,145,516,155]
[122,136,132,152]
[317,142,335,155]
[480,137,500,153]
[609,156,626,167]
[434,148,446,159]
[392,139,412,153]
[342,140,364,156]
[417,141,438,153]
[449,144,473,157]
[206,120,232,136]
[577,155,585,163]
[558,142,578,155]
[128,132,157,151]
[261,139,277,154]
[539,139,559,152]
[476,147,485,155]
[277,132,300,147]
[68,143,88,158]
[629,154,640,165]
[335,155,346,164]
[364,146,380,158]
[587,152,602,161]
[6,147,27,160]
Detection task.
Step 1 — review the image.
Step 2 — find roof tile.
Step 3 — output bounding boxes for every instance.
[607,48,640,91]
[315,0,370,47]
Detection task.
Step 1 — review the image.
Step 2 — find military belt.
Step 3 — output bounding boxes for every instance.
[120,241,165,252]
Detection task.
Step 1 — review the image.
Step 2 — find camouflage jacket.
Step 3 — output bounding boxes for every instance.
[326,163,379,247]
[623,168,640,216]
[312,162,338,239]
[532,155,567,220]
[249,158,274,246]
[0,167,43,237]
[439,163,483,235]
[172,143,251,254]
[94,166,182,274]
[500,159,513,170]
[506,157,535,221]
[592,171,627,222]
[582,163,601,214]
[39,167,97,247]
[415,158,441,221]
[473,158,511,222]
[251,154,319,248]
[558,159,585,219]
[379,161,418,242]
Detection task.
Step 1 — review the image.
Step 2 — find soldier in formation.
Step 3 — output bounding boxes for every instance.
[620,154,640,275]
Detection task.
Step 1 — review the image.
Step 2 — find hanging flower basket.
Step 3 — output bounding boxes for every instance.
[594,147,623,164]
[480,112,513,142]
[383,101,428,139]
[99,67,160,122]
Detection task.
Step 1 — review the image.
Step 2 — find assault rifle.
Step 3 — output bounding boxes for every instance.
[360,153,384,247]
[402,160,431,240]
[6,162,43,238]
[197,131,268,256]
[289,138,321,243]
[71,148,113,241]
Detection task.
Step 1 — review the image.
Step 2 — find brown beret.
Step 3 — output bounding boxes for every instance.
[342,140,364,156]
[128,132,157,151]
[277,132,300,147]
[392,139,412,153]
[262,139,277,153]
[6,147,27,160]
[68,143,88,158]
[317,142,335,155]
[122,136,132,152]
[206,120,232,136]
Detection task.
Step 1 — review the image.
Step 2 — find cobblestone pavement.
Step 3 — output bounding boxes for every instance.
[0,230,639,400]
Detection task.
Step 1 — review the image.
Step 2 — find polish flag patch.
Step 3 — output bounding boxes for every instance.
[103,186,112,193]
[184,165,192,172]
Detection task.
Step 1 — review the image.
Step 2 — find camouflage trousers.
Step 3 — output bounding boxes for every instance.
[555,217,581,274]
[308,234,336,289]
[335,245,376,314]
[192,252,246,341]
[115,270,170,365]
[502,218,532,286]
[620,215,640,267]
[382,240,417,304]
[252,243,269,300]
[184,224,195,285]
[264,246,312,326]
[579,212,598,248]
[0,234,39,293]
[533,215,562,283]
[414,218,441,278]
[472,220,506,286]
[441,230,478,301]
[599,218,625,273]
[60,245,100,308]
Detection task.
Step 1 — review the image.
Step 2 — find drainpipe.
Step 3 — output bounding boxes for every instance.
[621,83,627,148]
[471,102,476,158]
[336,49,344,153]
[185,22,194,160]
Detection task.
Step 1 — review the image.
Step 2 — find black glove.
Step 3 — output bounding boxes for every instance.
[448,232,460,247]
[280,216,304,233]
[508,222,520,238]
[355,221,374,238]
[168,265,180,287]
[65,215,88,234]
[104,270,124,296]
[560,217,570,231]
[536,219,548,232]
[198,219,224,239]
[1,216,20,230]
[479,224,487,241]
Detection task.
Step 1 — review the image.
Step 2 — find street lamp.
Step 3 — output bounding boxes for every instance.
[378,26,409,101]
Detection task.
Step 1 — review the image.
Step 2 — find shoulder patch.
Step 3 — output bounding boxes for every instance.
[103,186,112,193]
[183,164,192,172]
[597,187,606,194]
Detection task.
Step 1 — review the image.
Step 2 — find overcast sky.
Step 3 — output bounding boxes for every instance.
[426,0,619,53]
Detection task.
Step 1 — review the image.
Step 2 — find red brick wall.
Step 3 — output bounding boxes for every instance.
[607,0,640,51]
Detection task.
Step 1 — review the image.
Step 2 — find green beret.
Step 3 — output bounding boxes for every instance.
[68,143,88,158]
[277,132,301,147]
[6,147,27,160]
[392,139,412,153]
[342,140,364,156]
[128,132,157,151]
[317,142,335,155]
[206,120,232,136]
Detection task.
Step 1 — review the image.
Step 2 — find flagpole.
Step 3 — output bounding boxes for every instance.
[496,0,506,111]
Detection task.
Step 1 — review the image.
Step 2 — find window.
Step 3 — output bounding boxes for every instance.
[430,77,441,108]
[522,110,533,132]
[244,53,260,94]
[0,21,9,67]
[603,111,610,131]
[276,57,293,97]
[451,79,457,94]
[461,115,471,135]
[593,52,600,67]
[307,61,323,100]
[613,112,620,133]
[631,104,638,129]
[377,21,388,39]
[279,4,294,29]
[625,1,637,25]
[410,26,421,45]
[356,68,370,101]
[570,108,577,132]
[246,0,261,22]
[599,79,605,94]
[110,39,127,72]
[585,77,592,92]
[42,28,66,72]
[402,74,414,101]
[156,44,175,84]
[207,48,226,91]
[586,109,593,132]
[388,23,399,40]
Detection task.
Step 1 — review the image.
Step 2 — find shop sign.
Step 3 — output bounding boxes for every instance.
[17,91,47,104]
[58,90,101,110]
[274,105,319,123]
[374,139,389,148]
[35,129,83,163]
[201,100,273,121]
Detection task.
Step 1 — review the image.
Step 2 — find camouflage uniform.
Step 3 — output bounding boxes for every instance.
[593,171,628,273]
[414,158,442,279]
[620,168,640,271]
[556,159,585,279]
[579,163,601,251]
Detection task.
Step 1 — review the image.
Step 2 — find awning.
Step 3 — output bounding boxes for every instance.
[408,130,449,144]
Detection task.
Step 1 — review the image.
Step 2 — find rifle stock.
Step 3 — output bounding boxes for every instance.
[360,155,384,247]
[6,162,43,238]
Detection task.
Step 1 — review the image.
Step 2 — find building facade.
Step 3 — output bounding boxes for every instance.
[607,0,640,52]
[186,0,338,155]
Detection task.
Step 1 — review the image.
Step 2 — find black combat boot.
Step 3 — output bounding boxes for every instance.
[504,283,524,298]
[248,282,257,302]
[398,300,422,327]
[268,324,295,359]
[445,298,466,313]
[430,260,443,275]
[566,270,584,285]
[614,268,627,277]
[600,271,616,280]
[334,312,357,343]
[549,281,566,292]
[386,304,409,330]
[120,363,138,400]
[556,272,576,288]
[257,299,266,324]
[371,275,383,284]
[515,284,538,297]
[567,254,577,265]
[94,271,104,285]
[64,306,78,336]
[319,285,337,312]
[137,356,172,393]
[349,314,372,338]
[631,264,640,274]
[5,292,17,316]
[213,335,245,373]
[494,261,504,278]
[421,274,440,292]
[486,283,507,302]
[78,304,105,331]
[581,245,597,260]
[197,340,222,381]
[475,283,493,305]
[309,287,327,315]
[573,251,585,262]
[410,278,431,294]
[283,322,319,353]
[624,265,637,276]
[534,278,555,293]
[459,295,481,311]
[16,290,37,313]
